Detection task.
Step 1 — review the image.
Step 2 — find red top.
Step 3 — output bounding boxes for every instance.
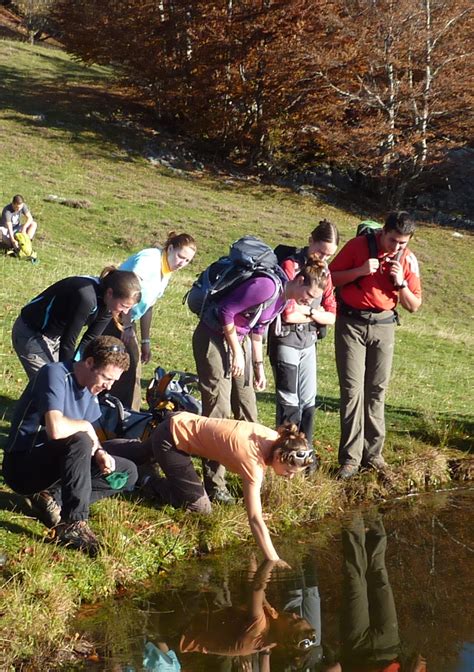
[281,257,336,321]
[329,234,422,311]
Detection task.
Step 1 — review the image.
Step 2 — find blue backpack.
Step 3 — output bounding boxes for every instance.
[186,235,286,331]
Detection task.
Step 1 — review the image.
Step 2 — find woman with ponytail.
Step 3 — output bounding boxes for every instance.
[269,220,339,449]
[143,412,315,564]
[104,232,196,410]
[12,268,141,379]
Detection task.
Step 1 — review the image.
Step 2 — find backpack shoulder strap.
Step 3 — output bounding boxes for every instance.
[241,267,285,329]
[366,232,378,259]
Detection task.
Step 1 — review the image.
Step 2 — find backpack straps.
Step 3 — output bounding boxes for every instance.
[366,231,378,259]
[242,269,285,328]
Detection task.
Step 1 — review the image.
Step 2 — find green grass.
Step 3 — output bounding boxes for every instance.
[0,37,473,668]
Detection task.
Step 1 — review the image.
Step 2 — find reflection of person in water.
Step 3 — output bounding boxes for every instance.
[142,640,181,671]
[324,512,426,672]
[179,558,318,670]
[278,552,324,669]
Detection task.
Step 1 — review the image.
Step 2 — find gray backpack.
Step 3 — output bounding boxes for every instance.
[186,235,286,330]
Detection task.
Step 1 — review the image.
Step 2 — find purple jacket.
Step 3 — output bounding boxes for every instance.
[218,276,286,336]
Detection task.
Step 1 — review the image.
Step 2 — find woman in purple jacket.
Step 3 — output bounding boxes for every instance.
[192,256,327,503]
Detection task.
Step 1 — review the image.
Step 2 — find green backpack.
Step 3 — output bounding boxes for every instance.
[356,220,383,259]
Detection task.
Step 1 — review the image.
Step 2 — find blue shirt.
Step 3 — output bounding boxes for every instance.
[5,361,100,453]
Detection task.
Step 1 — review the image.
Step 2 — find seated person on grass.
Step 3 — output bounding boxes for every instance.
[0,194,38,250]
[143,412,315,566]
[2,335,138,557]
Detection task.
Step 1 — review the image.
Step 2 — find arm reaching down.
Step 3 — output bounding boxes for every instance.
[243,479,290,568]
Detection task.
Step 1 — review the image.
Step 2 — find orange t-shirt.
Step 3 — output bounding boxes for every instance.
[180,604,278,655]
[329,234,422,311]
[170,413,278,485]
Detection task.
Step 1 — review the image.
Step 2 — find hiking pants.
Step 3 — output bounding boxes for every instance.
[147,415,212,514]
[272,342,317,445]
[12,315,60,380]
[2,432,138,522]
[192,321,257,495]
[102,320,142,411]
[341,513,400,663]
[335,314,395,467]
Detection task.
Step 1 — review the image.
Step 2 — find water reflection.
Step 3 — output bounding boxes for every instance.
[77,490,474,672]
[329,512,425,671]
[179,557,318,670]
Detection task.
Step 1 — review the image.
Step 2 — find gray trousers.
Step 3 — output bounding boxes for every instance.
[192,321,257,494]
[272,342,316,443]
[12,315,59,379]
[341,513,400,663]
[335,314,395,467]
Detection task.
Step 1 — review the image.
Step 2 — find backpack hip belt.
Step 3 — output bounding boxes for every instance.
[281,322,319,333]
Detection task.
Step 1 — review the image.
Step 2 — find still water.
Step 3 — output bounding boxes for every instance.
[76,489,474,672]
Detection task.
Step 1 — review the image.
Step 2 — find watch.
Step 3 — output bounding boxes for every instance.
[309,307,315,318]
[395,279,408,290]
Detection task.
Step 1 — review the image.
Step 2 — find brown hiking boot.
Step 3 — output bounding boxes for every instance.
[52,520,100,557]
[28,491,61,528]
[336,464,360,480]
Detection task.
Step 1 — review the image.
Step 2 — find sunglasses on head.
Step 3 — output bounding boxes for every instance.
[104,345,126,354]
[297,634,318,650]
[282,448,315,468]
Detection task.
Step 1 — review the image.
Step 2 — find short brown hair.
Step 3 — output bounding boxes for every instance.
[82,336,130,371]
[384,211,416,236]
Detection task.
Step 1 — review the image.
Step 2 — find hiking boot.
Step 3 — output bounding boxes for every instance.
[336,464,360,480]
[365,457,388,472]
[210,488,236,505]
[52,520,100,557]
[28,491,61,528]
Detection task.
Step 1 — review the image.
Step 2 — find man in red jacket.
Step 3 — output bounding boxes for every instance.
[329,212,422,479]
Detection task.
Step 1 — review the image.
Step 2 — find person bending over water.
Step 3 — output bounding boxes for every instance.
[145,412,315,565]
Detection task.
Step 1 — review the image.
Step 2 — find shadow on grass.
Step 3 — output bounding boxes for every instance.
[408,415,474,453]
[0,489,32,517]
[0,49,380,217]
[0,393,17,422]
[0,489,45,540]
[0,60,150,162]
[0,394,17,451]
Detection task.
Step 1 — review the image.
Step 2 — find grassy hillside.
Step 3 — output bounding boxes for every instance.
[1,39,472,446]
[0,37,473,668]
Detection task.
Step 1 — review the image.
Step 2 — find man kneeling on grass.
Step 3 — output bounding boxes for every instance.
[2,335,138,557]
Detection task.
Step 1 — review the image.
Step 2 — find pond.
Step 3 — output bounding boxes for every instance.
[75,488,474,671]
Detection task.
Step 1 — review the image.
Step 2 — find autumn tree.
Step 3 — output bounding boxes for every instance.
[53,0,473,204]
[12,0,55,42]
[263,0,474,201]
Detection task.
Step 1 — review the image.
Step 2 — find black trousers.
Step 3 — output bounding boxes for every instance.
[2,431,138,522]
[149,416,212,514]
